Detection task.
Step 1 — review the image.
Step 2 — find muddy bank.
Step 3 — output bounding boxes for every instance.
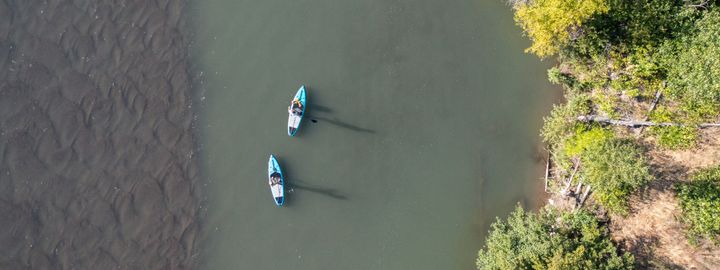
[0,0,201,268]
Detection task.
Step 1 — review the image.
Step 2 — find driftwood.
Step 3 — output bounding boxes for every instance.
[647,90,663,114]
[572,181,584,210]
[576,182,582,194]
[568,161,579,184]
[579,185,592,207]
[562,161,580,195]
[637,90,663,135]
[544,151,550,192]
[577,115,720,128]
[562,180,572,196]
[549,160,595,210]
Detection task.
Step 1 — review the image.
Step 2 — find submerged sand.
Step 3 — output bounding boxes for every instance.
[0,0,202,268]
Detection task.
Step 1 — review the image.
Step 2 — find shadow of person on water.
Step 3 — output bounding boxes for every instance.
[287,179,348,200]
[307,115,376,134]
[300,86,374,134]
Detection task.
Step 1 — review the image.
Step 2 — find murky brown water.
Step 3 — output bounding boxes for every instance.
[0,0,201,268]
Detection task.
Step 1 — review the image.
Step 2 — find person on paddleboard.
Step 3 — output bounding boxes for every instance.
[289,99,303,116]
[270,172,282,186]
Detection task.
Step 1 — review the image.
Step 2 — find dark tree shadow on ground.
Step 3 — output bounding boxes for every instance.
[625,235,684,270]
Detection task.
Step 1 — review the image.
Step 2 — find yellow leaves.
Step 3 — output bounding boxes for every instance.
[564,127,613,158]
[514,0,609,57]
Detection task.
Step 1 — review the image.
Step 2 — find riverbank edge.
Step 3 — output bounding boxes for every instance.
[530,51,720,269]
[490,1,720,269]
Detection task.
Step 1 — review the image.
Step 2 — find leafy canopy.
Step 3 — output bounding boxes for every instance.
[514,0,609,57]
[664,10,720,118]
[555,127,652,214]
[477,206,634,269]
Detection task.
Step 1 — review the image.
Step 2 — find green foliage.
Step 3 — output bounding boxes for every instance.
[541,94,591,147]
[693,166,720,183]
[562,0,693,58]
[663,10,720,119]
[522,0,709,112]
[578,136,652,214]
[555,0,699,105]
[565,127,613,157]
[677,166,720,244]
[513,0,609,57]
[593,91,620,118]
[648,107,698,149]
[552,125,651,214]
[476,206,634,269]
[601,0,691,48]
[547,67,579,90]
[651,126,697,149]
[624,88,640,99]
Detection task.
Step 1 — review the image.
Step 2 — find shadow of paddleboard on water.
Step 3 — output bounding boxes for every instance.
[288,179,348,200]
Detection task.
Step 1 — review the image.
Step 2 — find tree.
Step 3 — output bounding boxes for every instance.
[575,134,652,214]
[513,0,609,57]
[477,206,634,269]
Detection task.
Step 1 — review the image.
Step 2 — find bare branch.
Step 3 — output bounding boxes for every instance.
[685,0,709,8]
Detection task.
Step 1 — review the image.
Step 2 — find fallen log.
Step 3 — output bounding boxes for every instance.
[575,182,582,194]
[562,161,580,196]
[577,115,720,128]
[579,185,592,207]
[568,161,579,184]
[544,151,550,192]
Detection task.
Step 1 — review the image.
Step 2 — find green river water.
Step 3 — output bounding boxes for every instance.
[191,0,558,269]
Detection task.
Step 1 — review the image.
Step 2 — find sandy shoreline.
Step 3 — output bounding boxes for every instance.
[0,0,202,268]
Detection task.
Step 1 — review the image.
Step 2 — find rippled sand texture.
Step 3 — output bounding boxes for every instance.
[0,0,200,268]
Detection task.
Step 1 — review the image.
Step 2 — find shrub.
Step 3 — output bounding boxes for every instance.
[477,206,634,269]
[556,126,651,214]
[547,67,577,90]
[592,92,620,118]
[564,126,613,157]
[648,106,698,149]
[663,10,720,119]
[579,137,652,214]
[541,94,591,148]
[651,126,697,149]
[677,166,720,244]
